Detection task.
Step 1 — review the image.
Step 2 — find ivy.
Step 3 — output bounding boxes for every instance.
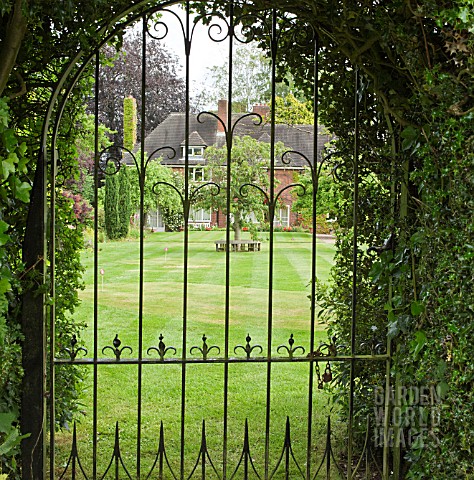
[0,97,30,474]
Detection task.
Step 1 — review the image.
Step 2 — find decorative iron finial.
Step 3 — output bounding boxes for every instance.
[234,334,263,359]
[102,334,132,360]
[60,334,88,361]
[190,334,220,360]
[147,334,177,361]
[277,334,305,359]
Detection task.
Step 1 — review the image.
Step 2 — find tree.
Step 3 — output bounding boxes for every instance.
[198,135,285,241]
[123,96,137,151]
[128,159,183,231]
[117,166,131,237]
[273,93,313,125]
[197,42,313,116]
[62,113,115,225]
[197,42,272,112]
[104,162,131,240]
[292,164,339,226]
[95,33,186,145]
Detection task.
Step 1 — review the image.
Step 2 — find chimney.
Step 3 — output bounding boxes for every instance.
[217,99,227,133]
[252,103,270,120]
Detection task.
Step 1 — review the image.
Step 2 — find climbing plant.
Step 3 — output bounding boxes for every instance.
[0,97,30,475]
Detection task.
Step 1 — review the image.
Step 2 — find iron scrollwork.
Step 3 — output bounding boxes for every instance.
[102,334,133,361]
[367,233,396,256]
[360,326,386,355]
[60,334,88,361]
[147,334,177,361]
[234,334,263,359]
[306,336,340,358]
[277,334,305,359]
[190,334,220,361]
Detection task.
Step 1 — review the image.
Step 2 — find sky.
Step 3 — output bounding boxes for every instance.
[157,5,229,108]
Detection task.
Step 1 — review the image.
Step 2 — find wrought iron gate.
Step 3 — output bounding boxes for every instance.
[21,1,399,479]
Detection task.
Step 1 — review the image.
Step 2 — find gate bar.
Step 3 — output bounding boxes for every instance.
[181,3,192,478]
[223,2,236,478]
[306,32,320,480]
[264,9,278,480]
[92,50,101,480]
[346,66,360,480]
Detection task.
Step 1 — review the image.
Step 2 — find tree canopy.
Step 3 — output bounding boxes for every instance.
[95,32,186,145]
[197,42,272,112]
[197,135,286,240]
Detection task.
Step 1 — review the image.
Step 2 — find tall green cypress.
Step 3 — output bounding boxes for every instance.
[117,166,131,237]
[117,95,136,237]
[104,163,120,239]
[104,96,136,240]
[123,96,137,152]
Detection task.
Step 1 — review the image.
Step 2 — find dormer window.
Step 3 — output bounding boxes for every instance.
[181,146,204,158]
[181,131,207,159]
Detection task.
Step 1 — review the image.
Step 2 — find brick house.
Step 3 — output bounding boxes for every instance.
[127,100,330,231]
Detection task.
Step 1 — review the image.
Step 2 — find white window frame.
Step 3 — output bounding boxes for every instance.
[147,207,165,232]
[189,207,212,228]
[181,145,205,159]
[273,205,290,227]
[189,166,206,182]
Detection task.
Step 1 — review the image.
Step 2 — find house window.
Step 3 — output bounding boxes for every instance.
[189,208,211,228]
[189,167,207,182]
[147,208,165,232]
[189,146,204,156]
[273,205,290,227]
[181,146,204,158]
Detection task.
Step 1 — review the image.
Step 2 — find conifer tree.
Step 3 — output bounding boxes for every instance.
[104,163,120,239]
[117,166,131,237]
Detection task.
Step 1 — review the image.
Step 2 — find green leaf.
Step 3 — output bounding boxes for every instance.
[369,260,383,283]
[0,412,16,433]
[1,156,16,180]
[410,300,425,316]
[410,231,424,246]
[13,179,31,203]
[2,128,17,152]
[401,125,420,151]
[0,220,10,246]
[411,330,427,357]
[18,141,27,157]
[458,7,469,23]
[436,381,449,399]
[0,428,28,456]
[387,321,400,339]
[0,277,11,297]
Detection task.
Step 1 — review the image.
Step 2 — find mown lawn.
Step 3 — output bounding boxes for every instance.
[54,231,340,479]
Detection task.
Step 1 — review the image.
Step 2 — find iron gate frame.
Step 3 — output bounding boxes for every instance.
[20,1,398,479]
